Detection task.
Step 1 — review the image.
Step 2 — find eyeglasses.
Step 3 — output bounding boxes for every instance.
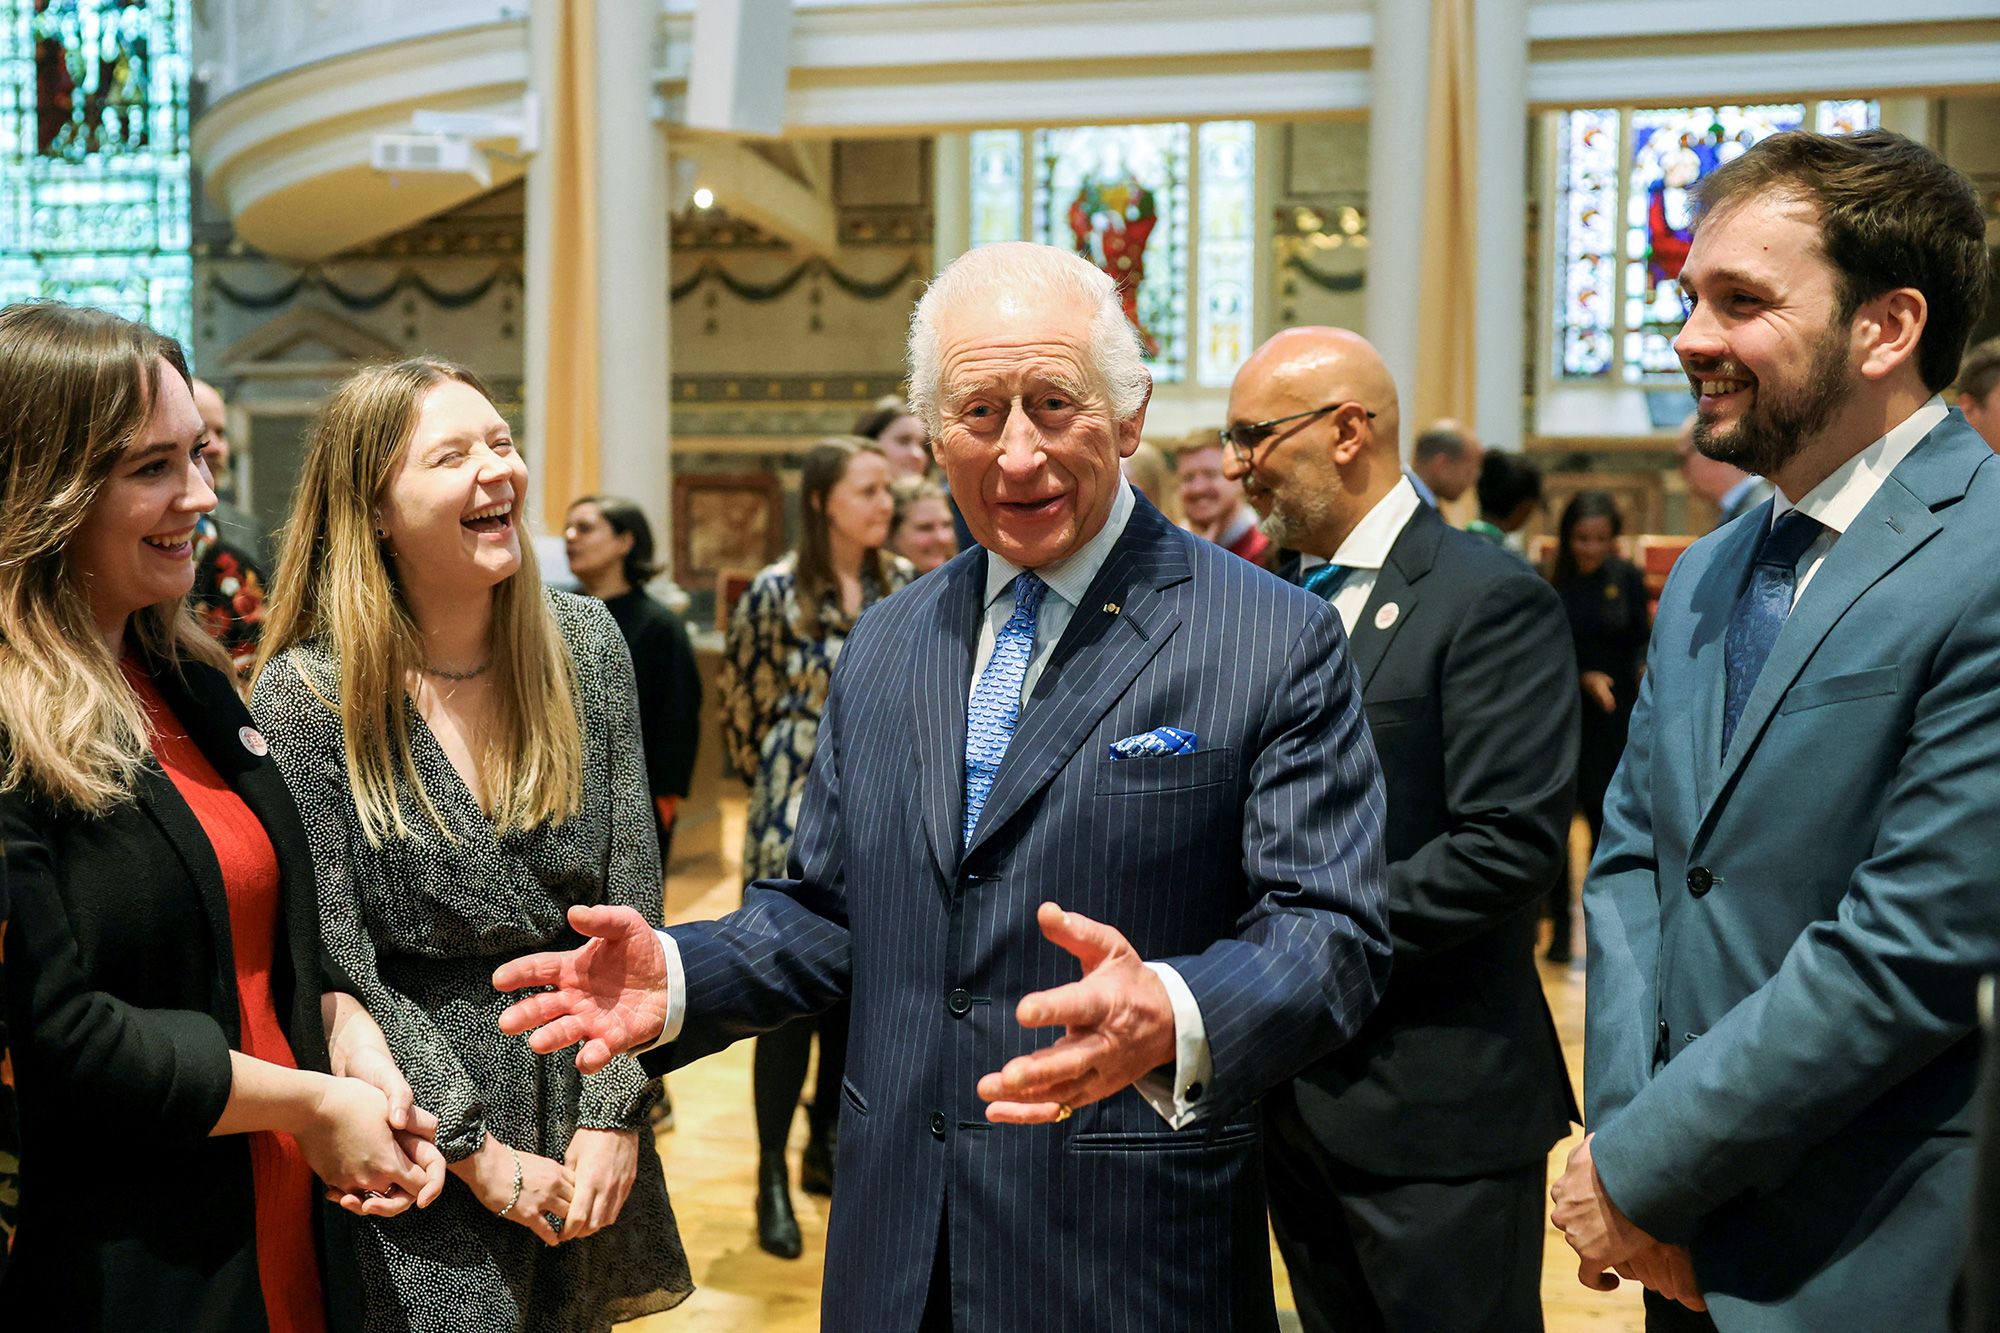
[1218,403,1378,469]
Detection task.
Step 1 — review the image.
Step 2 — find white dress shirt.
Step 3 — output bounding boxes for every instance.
[655,482,1212,1128]
[1770,397,1947,606]
[1297,477,1424,634]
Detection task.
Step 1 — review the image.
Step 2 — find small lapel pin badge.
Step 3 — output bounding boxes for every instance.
[239,726,269,757]
[1374,602,1400,631]
[1103,602,1121,615]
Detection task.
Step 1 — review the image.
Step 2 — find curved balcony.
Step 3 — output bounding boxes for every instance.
[193,4,530,261]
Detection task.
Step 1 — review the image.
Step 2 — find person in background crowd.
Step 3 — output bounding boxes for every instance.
[858,393,977,552]
[1466,451,1543,550]
[1556,128,1997,1330]
[1176,431,1270,565]
[185,377,271,676]
[1956,334,2000,452]
[717,436,911,1258]
[1545,491,1650,965]
[0,301,444,1331]
[190,377,270,565]
[889,474,959,575]
[1407,419,1484,508]
[251,358,690,1331]
[1225,326,1578,1332]
[853,395,933,481]
[1676,411,1772,529]
[563,496,702,862]
[1120,438,1178,523]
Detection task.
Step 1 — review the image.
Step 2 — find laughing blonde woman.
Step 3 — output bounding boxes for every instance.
[250,360,690,1331]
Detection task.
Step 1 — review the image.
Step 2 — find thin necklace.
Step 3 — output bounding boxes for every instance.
[422,659,492,681]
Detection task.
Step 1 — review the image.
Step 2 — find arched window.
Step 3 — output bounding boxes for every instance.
[0,0,192,348]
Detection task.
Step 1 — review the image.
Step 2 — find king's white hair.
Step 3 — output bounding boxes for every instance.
[907,242,1151,432]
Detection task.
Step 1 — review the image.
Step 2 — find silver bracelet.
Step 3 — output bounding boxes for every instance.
[494,1145,524,1218]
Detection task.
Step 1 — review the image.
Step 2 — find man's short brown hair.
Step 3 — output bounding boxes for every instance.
[1693,129,1989,393]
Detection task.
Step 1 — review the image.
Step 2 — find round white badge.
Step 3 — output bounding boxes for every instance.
[239,725,269,757]
[1374,602,1401,631]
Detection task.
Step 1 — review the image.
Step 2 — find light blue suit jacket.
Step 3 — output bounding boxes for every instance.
[1585,412,2000,1330]
[654,495,1391,1332]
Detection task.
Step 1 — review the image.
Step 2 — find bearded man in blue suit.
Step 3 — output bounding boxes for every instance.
[1552,129,1999,1331]
[497,242,1391,1332]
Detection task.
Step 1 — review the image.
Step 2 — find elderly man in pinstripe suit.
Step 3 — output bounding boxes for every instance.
[498,242,1392,1332]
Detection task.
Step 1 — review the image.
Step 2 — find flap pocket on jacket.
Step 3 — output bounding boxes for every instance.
[1094,745,1236,796]
[840,1076,870,1116]
[1777,664,1899,715]
[1365,694,1428,729]
[1068,1119,1257,1153]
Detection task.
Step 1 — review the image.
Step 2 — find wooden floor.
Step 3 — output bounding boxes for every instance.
[619,804,1642,1332]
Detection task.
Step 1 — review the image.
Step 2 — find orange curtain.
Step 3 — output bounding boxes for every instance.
[1414,0,1478,434]
[534,0,601,531]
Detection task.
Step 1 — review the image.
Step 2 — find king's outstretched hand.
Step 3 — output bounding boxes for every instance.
[977,902,1178,1125]
[494,904,669,1074]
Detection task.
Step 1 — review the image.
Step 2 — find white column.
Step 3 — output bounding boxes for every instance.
[593,0,673,568]
[1472,0,1528,448]
[1365,0,1431,446]
[933,132,970,274]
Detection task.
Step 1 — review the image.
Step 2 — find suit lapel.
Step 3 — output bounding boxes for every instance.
[915,551,984,884]
[962,504,1190,862]
[1346,507,1441,692]
[1700,433,1971,830]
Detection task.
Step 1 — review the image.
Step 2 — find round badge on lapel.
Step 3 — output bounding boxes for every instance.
[239,725,269,757]
[1374,602,1400,631]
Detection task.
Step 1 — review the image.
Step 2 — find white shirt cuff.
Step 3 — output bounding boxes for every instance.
[1135,961,1212,1129]
[630,928,686,1056]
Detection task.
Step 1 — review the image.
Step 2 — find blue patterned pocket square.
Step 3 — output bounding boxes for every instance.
[1107,726,1198,760]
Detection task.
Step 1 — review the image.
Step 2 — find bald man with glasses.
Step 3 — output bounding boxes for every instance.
[1224,327,1582,1331]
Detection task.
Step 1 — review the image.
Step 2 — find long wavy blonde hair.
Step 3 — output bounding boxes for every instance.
[0,303,230,814]
[252,359,582,845]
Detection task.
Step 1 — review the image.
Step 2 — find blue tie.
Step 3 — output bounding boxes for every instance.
[1302,563,1349,600]
[1722,510,1823,753]
[963,572,1048,848]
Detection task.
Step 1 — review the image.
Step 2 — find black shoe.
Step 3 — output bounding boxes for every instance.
[800,1100,837,1197]
[756,1151,802,1259]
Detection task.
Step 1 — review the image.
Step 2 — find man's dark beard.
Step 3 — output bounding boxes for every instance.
[1692,319,1854,477]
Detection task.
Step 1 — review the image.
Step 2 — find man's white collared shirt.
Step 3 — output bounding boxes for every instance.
[1770,397,1946,606]
[1298,477,1424,634]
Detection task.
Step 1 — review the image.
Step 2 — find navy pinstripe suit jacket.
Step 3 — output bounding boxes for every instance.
[653,495,1390,1332]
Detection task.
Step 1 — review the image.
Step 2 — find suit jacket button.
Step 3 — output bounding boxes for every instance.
[929,1111,948,1140]
[946,988,972,1017]
[1185,1082,1204,1103]
[1686,866,1714,898]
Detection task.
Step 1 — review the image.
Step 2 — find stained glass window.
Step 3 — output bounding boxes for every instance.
[967,121,1255,387]
[0,0,192,350]
[1032,123,1192,383]
[1554,100,1878,384]
[1194,121,1254,388]
[1555,109,1618,378]
[969,129,1024,249]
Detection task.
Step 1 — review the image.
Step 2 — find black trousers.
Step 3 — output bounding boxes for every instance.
[1266,1097,1548,1332]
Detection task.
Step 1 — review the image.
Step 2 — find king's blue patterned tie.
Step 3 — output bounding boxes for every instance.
[1302,563,1350,600]
[963,572,1049,848]
[1722,509,1823,753]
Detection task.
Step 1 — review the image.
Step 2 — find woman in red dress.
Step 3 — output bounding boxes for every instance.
[0,302,445,1330]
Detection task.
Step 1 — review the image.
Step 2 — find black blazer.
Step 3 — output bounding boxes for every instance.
[0,653,360,1331]
[1282,505,1581,1177]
